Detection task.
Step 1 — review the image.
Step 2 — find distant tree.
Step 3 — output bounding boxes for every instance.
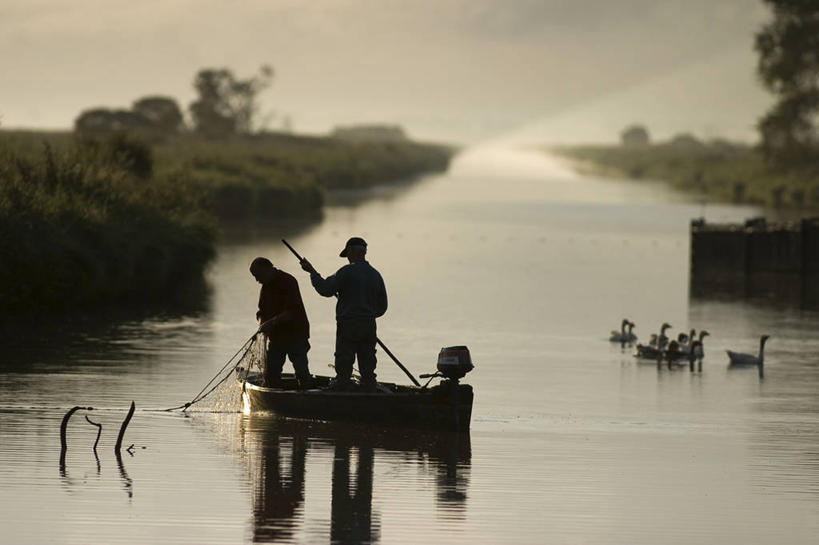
[132,96,184,133]
[75,108,152,133]
[331,124,408,142]
[620,125,650,146]
[189,65,273,136]
[668,133,704,149]
[755,0,819,165]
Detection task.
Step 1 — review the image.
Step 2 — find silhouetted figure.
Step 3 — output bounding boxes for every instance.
[252,432,307,543]
[300,237,387,391]
[250,257,312,388]
[331,440,379,545]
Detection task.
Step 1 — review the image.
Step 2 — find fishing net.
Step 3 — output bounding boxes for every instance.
[200,333,267,413]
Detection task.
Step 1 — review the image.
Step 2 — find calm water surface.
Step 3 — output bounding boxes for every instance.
[2,146,818,544]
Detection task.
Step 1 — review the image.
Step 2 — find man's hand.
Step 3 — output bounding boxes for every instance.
[300,258,316,274]
[258,316,278,335]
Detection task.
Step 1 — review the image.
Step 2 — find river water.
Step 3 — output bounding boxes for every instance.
[1,145,818,544]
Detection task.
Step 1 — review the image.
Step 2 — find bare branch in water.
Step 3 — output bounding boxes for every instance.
[115,401,136,454]
[84,415,102,452]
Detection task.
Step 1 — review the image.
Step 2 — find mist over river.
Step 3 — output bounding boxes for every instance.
[2,145,818,544]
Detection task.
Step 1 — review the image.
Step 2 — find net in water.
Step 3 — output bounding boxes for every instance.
[201,334,267,413]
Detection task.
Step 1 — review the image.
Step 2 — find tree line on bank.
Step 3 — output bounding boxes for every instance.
[74,65,273,137]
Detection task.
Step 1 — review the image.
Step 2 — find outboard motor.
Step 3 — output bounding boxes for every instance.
[436,346,474,380]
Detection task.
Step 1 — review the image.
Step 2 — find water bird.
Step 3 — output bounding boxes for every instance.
[635,323,671,359]
[625,322,638,343]
[663,335,689,363]
[688,340,702,371]
[657,323,673,350]
[609,319,630,342]
[680,328,696,353]
[693,330,709,359]
[727,335,770,366]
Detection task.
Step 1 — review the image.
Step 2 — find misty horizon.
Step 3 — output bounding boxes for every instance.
[2,0,772,144]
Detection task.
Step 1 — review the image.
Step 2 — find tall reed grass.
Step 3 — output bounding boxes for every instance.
[0,137,215,313]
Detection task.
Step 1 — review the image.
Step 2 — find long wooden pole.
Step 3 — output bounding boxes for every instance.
[282,239,421,387]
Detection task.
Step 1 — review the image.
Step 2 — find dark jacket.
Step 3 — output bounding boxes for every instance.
[310,260,387,321]
[257,269,310,341]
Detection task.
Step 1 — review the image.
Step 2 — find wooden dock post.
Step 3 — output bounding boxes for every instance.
[690,217,819,307]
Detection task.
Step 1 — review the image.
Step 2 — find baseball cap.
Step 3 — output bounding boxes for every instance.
[339,237,367,257]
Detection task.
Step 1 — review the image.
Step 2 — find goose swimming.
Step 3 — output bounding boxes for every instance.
[664,333,690,362]
[609,318,630,342]
[657,323,672,350]
[688,340,702,371]
[680,328,696,354]
[693,330,709,359]
[727,335,770,366]
[635,323,672,359]
[625,322,638,343]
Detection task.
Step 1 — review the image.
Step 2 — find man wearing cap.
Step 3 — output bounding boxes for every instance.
[250,257,312,389]
[300,237,387,391]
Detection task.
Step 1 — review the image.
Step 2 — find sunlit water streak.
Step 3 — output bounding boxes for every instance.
[1,146,818,544]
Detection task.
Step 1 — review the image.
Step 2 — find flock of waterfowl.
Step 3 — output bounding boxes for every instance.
[609,318,770,374]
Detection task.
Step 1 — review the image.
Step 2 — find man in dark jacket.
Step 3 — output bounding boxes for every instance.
[300,237,387,391]
[250,257,312,388]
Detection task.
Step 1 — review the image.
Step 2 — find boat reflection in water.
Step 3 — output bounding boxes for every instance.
[240,415,471,544]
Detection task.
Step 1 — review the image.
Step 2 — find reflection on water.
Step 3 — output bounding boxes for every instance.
[3,146,819,544]
[240,417,470,544]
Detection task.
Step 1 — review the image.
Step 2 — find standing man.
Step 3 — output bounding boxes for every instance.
[300,237,387,391]
[250,257,312,389]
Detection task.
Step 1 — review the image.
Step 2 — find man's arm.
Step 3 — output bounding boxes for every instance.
[310,271,339,297]
[300,258,340,297]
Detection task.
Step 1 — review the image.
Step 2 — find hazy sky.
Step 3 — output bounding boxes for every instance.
[1,0,772,144]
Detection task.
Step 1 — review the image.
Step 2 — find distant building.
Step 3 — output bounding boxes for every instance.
[668,133,704,149]
[331,124,408,142]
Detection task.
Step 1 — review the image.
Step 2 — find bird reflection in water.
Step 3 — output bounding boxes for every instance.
[245,416,471,544]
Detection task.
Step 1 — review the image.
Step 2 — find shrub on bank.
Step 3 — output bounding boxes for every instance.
[152,133,452,219]
[0,141,215,313]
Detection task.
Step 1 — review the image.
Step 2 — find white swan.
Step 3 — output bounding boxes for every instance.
[727,335,770,366]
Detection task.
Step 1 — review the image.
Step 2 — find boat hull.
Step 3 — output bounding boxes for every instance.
[240,374,473,431]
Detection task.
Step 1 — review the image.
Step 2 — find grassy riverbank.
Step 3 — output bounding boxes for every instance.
[552,142,819,209]
[0,130,453,314]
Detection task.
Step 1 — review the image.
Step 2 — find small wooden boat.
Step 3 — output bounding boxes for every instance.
[239,372,474,431]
